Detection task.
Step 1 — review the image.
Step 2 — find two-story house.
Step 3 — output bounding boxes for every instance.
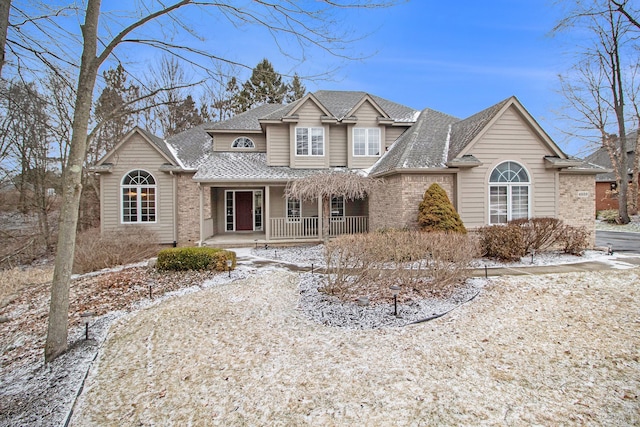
[92,90,600,247]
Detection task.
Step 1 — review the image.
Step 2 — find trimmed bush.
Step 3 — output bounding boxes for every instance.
[417,183,466,233]
[156,247,236,271]
[559,225,590,255]
[509,217,564,254]
[323,229,480,301]
[478,224,525,261]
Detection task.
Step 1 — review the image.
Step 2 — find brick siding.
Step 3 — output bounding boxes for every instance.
[370,174,454,231]
[176,173,211,246]
[558,174,596,247]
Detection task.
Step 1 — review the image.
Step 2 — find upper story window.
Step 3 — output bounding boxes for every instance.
[353,128,381,156]
[296,127,324,156]
[489,161,530,224]
[121,170,156,223]
[232,136,255,148]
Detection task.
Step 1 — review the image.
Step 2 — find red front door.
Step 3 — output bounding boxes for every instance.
[235,192,253,231]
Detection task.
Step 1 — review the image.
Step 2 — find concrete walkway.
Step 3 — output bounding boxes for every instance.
[233,247,640,277]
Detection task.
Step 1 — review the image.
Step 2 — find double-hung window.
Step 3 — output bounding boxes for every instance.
[296,127,324,156]
[489,161,530,224]
[121,170,156,223]
[331,196,345,220]
[286,197,301,222]
[353,128,381,156]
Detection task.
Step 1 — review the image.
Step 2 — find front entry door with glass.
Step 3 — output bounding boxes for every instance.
[225,190,263,232]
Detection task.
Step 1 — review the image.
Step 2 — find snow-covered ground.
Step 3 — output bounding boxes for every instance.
[1,245,639,426]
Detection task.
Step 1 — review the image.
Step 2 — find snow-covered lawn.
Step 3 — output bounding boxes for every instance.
[70,267,640,426]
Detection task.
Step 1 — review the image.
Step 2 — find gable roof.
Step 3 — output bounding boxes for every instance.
[97,127,177,167]
[370,96,584,177]
[221,90,419,125]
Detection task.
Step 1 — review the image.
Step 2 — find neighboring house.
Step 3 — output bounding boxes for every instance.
[91,90,601,247]
[584,130,639,212]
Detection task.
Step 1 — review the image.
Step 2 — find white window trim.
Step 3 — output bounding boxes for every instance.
[224,189,263,232]
[488,161,531,225]
[232,136,255,149]
[120,169,157,224]
[295,127,324,156]
[353,127,381,157]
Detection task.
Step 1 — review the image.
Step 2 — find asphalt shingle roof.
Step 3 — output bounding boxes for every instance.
[208,104,286,131]
[193,152,352,181]
[165,122,215,169]
[369,108,459,176]
[584,130,638,181]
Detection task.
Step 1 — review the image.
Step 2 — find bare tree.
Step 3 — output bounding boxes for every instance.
[285,172,377,241]
[611,0,640,29]
[556,0,639,222]
[0,0,10,77]
[11,0,399,362]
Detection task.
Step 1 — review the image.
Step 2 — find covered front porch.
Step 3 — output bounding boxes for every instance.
[198,183,368,246]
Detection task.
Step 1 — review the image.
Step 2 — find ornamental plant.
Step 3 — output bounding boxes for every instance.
[417,183,467,233]
[156,247,236,271]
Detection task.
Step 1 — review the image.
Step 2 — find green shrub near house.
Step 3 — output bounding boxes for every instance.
[417,183,467,233]
[156,247,236,271]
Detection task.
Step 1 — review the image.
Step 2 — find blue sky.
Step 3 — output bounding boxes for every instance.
[62,1,582,154]
[105,0,585,152]
[186,0,580,154]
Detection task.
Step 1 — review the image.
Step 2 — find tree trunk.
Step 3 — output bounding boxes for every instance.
[0,0,10,78]
[44,0,101,363]
[629,128,640,215]
[322,196,331,242]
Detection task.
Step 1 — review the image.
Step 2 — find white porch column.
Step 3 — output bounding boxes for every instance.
[198,183,204,247]
[317,194,323,238]
[264,185,270,241]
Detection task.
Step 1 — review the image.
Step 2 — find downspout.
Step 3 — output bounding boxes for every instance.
[170,171,178,245]
[198,182,204,247]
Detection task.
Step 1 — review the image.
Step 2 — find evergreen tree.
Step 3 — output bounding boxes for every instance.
[92,64,139,161]
[417,183,467,233]
[287,73,306,102]
[235,59,288,113]
[166,94,204,136]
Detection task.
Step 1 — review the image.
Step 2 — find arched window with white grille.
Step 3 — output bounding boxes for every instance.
[489,161,530,224]
[121,170,156,223]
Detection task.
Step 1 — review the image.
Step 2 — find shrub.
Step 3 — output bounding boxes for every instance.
[478,224,525,261]
[597,209,619,223]
[156,246,236,271]
[323,229,480,301]
[558,225,590,255]
[73,227,160,274]
[417,183,467,233]
[509,217,564,254]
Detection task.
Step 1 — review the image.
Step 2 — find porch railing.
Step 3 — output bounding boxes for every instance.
[269,216,368,239]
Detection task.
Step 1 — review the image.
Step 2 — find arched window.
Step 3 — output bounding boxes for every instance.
[121,170,156,223]
[232,137,255,148]
[489,161,530,224]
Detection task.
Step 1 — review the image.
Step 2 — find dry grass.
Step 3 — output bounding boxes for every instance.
[71,268,640,426]
[0,266,53,307]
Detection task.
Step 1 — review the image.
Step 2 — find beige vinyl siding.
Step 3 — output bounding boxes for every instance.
[348,101,384,169]
[329,125,347,167]
[291,100,329,168]
[100,133,175,243]
[266,124,289,166]
[213,133,266,151]
[457,106,559,229]
[385,127,407,149]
